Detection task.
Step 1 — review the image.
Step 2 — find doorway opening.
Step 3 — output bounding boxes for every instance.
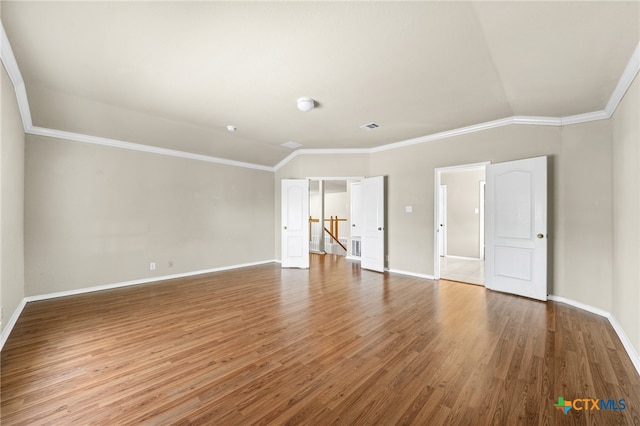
[434,163,488,285]
[309,180,349,256]
[307,177,364,262]
[281,176,384,272]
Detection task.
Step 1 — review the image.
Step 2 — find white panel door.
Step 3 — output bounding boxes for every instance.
[281,179,309,268]
[485,156,547,301]
[438,185,447,257]
[350,182,362,237]
[361,176,385,272]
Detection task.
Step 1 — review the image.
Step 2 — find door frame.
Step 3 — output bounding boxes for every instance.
[433,162,490,280]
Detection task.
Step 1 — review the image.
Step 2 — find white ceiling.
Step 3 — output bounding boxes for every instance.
[2,1,639,167]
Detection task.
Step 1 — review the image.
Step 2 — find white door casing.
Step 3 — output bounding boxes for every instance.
[485,156,547,301]
[361,176,385,272]
[281,179,309,268]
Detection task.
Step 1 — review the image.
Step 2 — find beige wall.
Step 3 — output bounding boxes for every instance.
[25,135,274,296]
[370,125,565,282]
[274,123,615,317]
[440,168,485,258]
[559,120,613,311]
[1,65,25,332]
[612,74,640,354]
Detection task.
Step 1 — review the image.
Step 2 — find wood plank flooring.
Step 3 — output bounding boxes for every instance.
[2,254,639,425]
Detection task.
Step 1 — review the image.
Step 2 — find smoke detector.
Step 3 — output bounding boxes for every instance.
[297,98,315,112]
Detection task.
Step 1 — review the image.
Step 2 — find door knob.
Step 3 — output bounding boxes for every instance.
[284,226,287,230]
[352,224,356,227]
[537,233,544,239]
[378,227,382,231]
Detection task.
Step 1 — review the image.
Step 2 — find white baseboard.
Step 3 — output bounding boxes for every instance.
[548,294,640,377]
[0,259,276,352]
[444,255,483,261]
[0,298,27,351]
[387,268,435,280]
[26,259,277,303]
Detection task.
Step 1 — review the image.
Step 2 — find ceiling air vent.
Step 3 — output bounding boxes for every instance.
[360,122,381,131]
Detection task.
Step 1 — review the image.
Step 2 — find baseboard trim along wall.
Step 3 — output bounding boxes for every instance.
[548,294,640,377]
[387,269,436,280]
[0,259,277,351]
[0,298,28,352]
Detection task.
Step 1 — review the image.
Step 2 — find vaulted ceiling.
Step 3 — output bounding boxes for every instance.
[2,1,639,167]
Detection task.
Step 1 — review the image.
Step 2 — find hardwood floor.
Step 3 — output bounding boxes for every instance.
[2,254,639,425]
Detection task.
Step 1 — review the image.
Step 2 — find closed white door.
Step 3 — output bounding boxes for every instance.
[361,176,385,272]
[281,179,309,268]
[485,156,547,301]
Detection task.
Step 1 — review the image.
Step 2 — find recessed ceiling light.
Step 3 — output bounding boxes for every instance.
[226,125,237,132]
[281,141,303,149]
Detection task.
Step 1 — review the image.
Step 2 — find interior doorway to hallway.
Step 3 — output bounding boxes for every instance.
[309,180,350,257]
[435,163,487,286]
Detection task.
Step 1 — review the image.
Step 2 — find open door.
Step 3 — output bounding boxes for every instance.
[281,179,309,268]
[361,176,385,272]
[438,185,447,257]
[485,156,547,301]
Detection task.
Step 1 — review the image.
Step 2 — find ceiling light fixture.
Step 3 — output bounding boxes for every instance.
[226,125,237,132]
[297,97,315,112]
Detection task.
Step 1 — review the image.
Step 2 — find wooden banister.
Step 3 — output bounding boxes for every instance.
[324,227,347,251]
[309,216,348,252]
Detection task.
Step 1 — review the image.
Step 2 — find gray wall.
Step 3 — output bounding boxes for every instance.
[612,74,640,353]
[25,135,275,296]
[1,65,25,332]
[440,168,485,258]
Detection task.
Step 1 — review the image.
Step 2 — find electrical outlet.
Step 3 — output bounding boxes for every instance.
[150,262,156,271]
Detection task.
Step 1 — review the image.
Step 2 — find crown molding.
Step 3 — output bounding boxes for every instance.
[274,148,371,171]
[28,126,274,172]
[1,22,32,131]
[606,41,640,116]
[2,18,638,173]
[560,110,610,126]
